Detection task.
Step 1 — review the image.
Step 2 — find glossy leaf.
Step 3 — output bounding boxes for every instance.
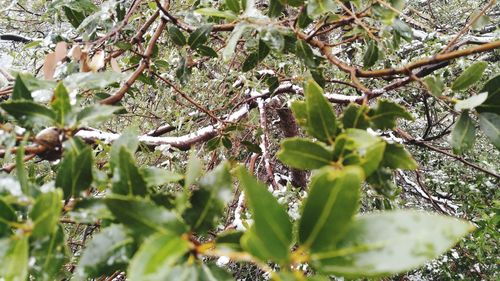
[342,104,370,129]
[0,236,29,281]
[0,199,15,237]
[12,75,32,100]
[312,211,474,278]
[140,167,183,187]
[51,82,72,126]
[112,147,148,196]
[63,71,126,90]
[110,128,139,171]
[450,112,475,154]
[105,196,186,236]
[476,74,500,115]
[277,138,333,170]
[381,143,418,170]
[0,100,56,124]
[479,113,500,150]
[454,92,488,111]
[127,232,189,281]
[189,25,212,50]
[30,190,63,238]
[225,0,242,13]
[451,62,488,91]
[369,99,413,130]
[307,0,336,18]
[296,40,317,68]
[238,167,293,264]
[222,23,247,61]
[304,79,339,143]
[168,26,186,46]
[423,76,444,97]
[56,139,93,199]
[299,166,364,253]
[363,40,379,68]
[77,104,122,125]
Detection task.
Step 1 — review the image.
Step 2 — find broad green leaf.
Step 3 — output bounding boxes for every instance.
[476,74,500,115]
[12,75,32,100]
[451,61,488,91]
[185,152,203,188]
[112,147,148,196]
[278,0,304,7]
[363,40,379,68]
[238,167,293,264]
[30,226,67,281]
[51,82,72,126]
[342,104,370,129]
[195,8,237,20]
[291,100,308,127]
[304,79,339,143]
[479,113,500,150]
[268,0,284,17]
[0,236,29,281]
[215,230,244,252]
[222,23,248,61]
[110,128,139,171]
[188,25,212,50]
[366,167,397,198]
[0,199,15,237]
[225,0,242,13]
[277,138,333,170]
[15,140,29,195]
[105,196,187,236]
[359,141,386,176]
[369,99,413,130]
[148,263,233,281]
[140,167,183,187]
[296,40,317,68]
[128,233,189,281]
[0,100,56,124]
[454,92,488,111]
[76,224,134,279]
[307,0,336,18]
[450,112,475,154]
[168,26,186,46]
[196,45,218,58]
[30,190,63,238]
[423,76,444,97]
[242,52,259,72]
[76,104,122,125]
[312,211,474,278]
[183,162,232,233]
[381,143,418,170]
[56,139,93,199]
[299,166,364,253]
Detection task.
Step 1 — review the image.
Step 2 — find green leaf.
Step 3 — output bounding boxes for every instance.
[222,23,247,61]
[105,196,186,236]
[112,147,148,196]
[451,61,488,91]
[450,112,475,154]
[476,74,500,115]
[12,75,32,100]
[0,236,29,281]
[242,52,259,72]
[291,101,308,127]
[312,211,474,278]
[268,0,284,17]
[277,138,333,170]
[110,128,139,171]
[304,79,339,143]
[363,40,379,68]
[238,167,293,264]
[30,226,67,281]
[183,162,232,233]
[225,0,242,14]
[56,139,93,199]
[128,233,189,281]
[51,82,72,126]
[30,190,63,238]
[0,198,15,237]
[307,0,336,18]
[381,143,418,170]
[76,104,122,125]
[423,76,444,97]
[140,167,183,187]
[479,113,500,150]
[342,104,370,129]
[454,92,488,111]
[188,25,212,50]
[185,152,203,189]
[366,167,397,197]
[76,224,134,279]
[195,8,237,20]
[0,100,56,124]
[299,166,364,253]
[278,0,304,7]
[168,25,186,46]
[196,45,218,58]
[296,40,317,68]
[368,99,413,130]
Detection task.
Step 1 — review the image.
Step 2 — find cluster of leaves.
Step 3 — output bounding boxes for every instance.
[0,79,475,280]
